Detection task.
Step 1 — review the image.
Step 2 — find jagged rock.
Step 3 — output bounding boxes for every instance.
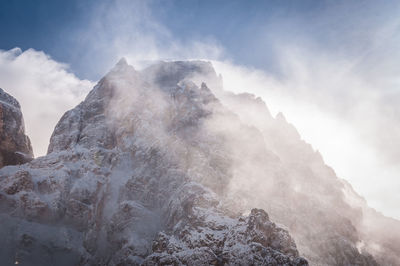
[0,61,307,265]
[0,59,399,266]
[144,208,307,266]
[0,88,33,168]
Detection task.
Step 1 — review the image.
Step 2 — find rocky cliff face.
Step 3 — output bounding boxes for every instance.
[0,60,307,265]
[0,88,33,168]
[0,59,399,266]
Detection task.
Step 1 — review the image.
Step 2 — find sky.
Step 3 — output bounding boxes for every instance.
[0,0,399,219]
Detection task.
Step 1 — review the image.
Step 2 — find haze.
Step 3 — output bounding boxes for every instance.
[0,0,399,220]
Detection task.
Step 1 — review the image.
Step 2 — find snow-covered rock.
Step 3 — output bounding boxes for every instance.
[0,60,307,265]
[1,59,399,265]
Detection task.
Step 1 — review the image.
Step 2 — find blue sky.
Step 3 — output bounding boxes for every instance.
[1,0,397,80]
[1,0,400,218]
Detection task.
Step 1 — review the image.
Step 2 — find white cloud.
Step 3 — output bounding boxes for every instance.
[1,0,398,220]
[213,52,400,219]
[0,48,95,156]
[69,0,224,77]
[0,1,223,156]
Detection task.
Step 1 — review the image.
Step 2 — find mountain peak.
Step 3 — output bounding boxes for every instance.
[1,60,399,266]
[0,87,20,109]
[141,60,220,90]
[108,57,133,74]
[276,112,286,122]
[116,57,128,66]
[0,88,33,167]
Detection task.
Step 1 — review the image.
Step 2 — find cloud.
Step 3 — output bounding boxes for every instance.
[1,0,398,220]
[68,0,224,77]
[1,0,224,155]
[0,47,95,156]
[205,2,400,219]
[212,43,400,219]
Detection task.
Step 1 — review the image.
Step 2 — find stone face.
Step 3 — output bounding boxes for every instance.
[144,208,308,266]
[0,61,307,265]
[0,88,33,168]
[0,60,399,265]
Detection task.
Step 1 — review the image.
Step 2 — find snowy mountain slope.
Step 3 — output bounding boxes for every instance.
[138,60,400,265]
[212,82,400,266]
[0,59,399,265]
[0,59,307,265]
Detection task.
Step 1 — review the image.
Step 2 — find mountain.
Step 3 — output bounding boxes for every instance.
[0,59,399,265]
[0,60,306,265]
[0,88,33,168]
[213,76,400,266]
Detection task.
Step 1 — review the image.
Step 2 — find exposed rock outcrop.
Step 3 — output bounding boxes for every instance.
[0,88,33,168]
[0,61,306,265]
[0,60,399,265]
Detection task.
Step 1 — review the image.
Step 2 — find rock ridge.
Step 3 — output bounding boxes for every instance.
[0,88,33,168]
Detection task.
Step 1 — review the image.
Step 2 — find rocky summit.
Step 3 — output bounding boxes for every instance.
[0,88,33,168]
[0,60,399,266]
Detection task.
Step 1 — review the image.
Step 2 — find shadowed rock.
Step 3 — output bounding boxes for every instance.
[1,59,399,265]
[0,88,33,168]
[0,61,307,265]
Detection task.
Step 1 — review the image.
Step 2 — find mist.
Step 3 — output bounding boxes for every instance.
[1,0,398,221]
[0,48,94,156]
[52,0,400,220]
[83,57,400,264]
[1,1,400,263]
